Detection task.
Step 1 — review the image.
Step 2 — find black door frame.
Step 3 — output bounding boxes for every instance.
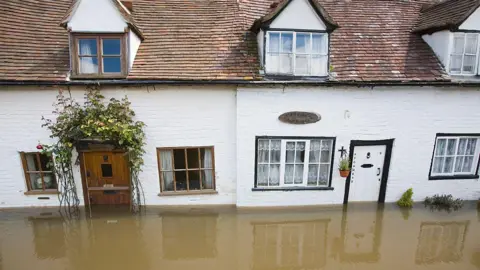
[343,139,394,204]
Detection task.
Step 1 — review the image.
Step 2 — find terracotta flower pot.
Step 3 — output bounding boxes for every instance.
[339,170,350,178]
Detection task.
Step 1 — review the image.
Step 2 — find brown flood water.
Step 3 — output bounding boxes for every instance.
[0,203,479,270]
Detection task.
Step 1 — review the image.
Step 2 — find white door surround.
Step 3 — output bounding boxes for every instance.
[343,139,394,204]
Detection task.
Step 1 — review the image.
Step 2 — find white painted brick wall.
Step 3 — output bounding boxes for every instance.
[236,86,480,207]
[0,86,237,208]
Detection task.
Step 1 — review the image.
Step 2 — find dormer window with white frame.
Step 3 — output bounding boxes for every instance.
[266,31,328,76]
[449,33,479,75]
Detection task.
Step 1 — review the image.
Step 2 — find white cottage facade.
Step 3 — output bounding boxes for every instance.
[0,0,480,208]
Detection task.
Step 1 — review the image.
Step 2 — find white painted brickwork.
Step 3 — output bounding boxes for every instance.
[1,85,480,208]
[236,86,480,207]
[0,86,237,208]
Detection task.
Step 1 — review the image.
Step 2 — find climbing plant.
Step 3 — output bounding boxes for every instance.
[41,87,146,214]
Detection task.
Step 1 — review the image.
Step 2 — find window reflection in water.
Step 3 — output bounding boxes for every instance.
[162,214,217,260]
[415,221,468,265]
[252,220,328,270]
[29,217,66,259]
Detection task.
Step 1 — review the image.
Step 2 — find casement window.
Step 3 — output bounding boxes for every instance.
[73,34,126,77]
[20,152,57,193]
[255,137,335,189]
[430,134,480,179]
[449,33,479,75]
[157,147,215,193]
[266,31,328,76]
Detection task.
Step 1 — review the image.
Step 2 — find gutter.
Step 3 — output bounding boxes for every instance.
[1,79,480,87]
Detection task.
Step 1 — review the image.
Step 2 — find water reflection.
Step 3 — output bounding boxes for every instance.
[415,221,469,265]
[0,204,479,270]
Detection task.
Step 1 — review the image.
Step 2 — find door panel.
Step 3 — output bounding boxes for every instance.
[349,145,386,202]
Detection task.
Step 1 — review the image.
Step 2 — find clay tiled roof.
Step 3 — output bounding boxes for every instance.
[414,0,480,34]
[0,0,447,82]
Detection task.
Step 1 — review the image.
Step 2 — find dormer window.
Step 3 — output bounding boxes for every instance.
[449,33,479,75]
[266,31,328,76]
[72,34,126,77]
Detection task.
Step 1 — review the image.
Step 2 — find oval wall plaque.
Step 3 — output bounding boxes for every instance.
[278,111,321,125]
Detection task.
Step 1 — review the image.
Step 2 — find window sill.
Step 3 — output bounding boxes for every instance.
[158,190,218,196]
[264,74,329,81]
[70,74,127,80]
[24,190,59,195]
[429,175,479,180]
[252,187,334,191]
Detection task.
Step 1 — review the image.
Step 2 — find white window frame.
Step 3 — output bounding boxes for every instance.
[430,135,480,177]
[256,137,334,188]
[448,32,480,76]
[265,31,328,76]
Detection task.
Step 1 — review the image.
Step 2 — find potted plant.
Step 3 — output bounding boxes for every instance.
[338,156,351,178]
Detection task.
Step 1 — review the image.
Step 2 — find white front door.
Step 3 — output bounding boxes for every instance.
[349,145,386,202]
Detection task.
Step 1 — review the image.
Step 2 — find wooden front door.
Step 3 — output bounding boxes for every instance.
[82,152,130,205]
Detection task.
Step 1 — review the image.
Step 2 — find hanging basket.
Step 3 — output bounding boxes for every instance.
[339,170,350,178]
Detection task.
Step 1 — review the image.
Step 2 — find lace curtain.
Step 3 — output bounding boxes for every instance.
[202,148,214,189]
[160,150,174,191]
[79,39,98,74]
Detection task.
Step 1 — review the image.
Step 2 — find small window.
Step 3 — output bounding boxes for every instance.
[430,134,480,179]
[255,137,334,188]
[20,152,57,192]
[157,147,215,193]
[74,34,125,77]
[266,31,328,76]
[449,33,479,75]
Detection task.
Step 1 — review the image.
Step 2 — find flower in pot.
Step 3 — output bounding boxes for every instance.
[338,157,351,178]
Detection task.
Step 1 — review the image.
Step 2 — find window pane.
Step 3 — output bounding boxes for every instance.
[160,150,173,170]
[102,39,121,55]
[281,33,293,53]
[175,171,187,190]
[39,154,52,171]
[435,139,447,156]
[284,164,294,184]
[432,157,444,173]
[295,55,308,74]
[258,140,269,163]
[269,165,280,186]
[294,142,306,162]
[312,34,326,54]
[449,55,462,73]
[79,39,97,55]
[269,33,280,52]
[453,34,465,54]
[463,156,474,172]
[294,165,303,184]
[257,165,269,186]
[173,149,186,169]
[465,34,478,54]
[309,140,321,163]
[296,33,310,54]
[270,140,281,163]
[286,142,295,163]
[279,54,293,73]
[29,173,43,190]
[446,139,457,155]
[162,172,174,191]
[462,55,476,74]
[187,148,200,168]
[455,156,464,172]
[457,139,467,155]
[319,164,329,185]
[188,170,201,190]
[200,148,213,168]
[466,138,477,155]
[43,173,57,189]
[320,140,332,163]
[308,164,319,185]
[101,164,113,177]
[202,169,214,189]
[311,55,327,76]
[79,57,98,74]
[103,57,121,73]
[25,154,39,171]
[443,157,454,173]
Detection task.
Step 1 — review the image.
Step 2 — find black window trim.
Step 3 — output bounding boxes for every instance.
[428,133,480,180]
[253,135,336,191]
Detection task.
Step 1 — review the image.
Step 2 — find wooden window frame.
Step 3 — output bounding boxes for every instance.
[156,146,216,195]
[71,33,127,79]
[20,152,58,194]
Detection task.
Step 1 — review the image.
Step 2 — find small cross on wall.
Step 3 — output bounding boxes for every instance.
[338,146,347,158]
